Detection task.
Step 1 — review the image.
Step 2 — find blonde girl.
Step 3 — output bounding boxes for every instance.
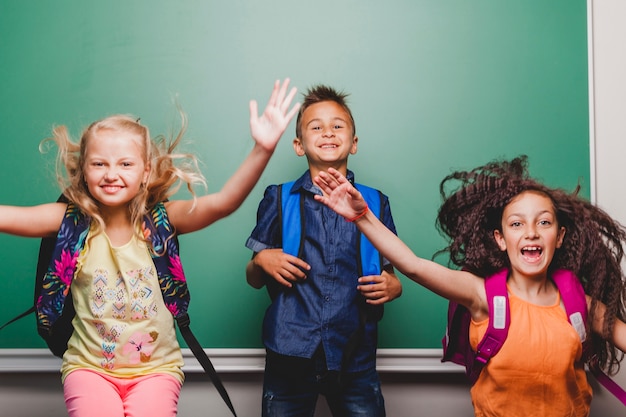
[0,79,300,417]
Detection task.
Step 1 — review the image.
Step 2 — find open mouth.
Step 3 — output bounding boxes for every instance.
[521,246,542,259]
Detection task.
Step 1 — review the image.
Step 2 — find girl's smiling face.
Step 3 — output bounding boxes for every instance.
[83,128,149,211]
[494,190,566,279]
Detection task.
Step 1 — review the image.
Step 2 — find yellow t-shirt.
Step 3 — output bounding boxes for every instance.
[469,287,592,417]
[61,230,184,383]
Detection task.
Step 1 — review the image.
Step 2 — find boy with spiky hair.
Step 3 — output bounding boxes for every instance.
[246,84,402,417]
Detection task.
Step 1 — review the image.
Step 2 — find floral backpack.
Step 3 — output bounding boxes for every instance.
[0,197,238,416]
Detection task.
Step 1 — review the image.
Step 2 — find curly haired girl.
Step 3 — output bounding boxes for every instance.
[313,156,626,417]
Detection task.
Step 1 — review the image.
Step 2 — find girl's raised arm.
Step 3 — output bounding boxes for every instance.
[313,168,488,319]
[167,79,300,234]
[0,202,67,238]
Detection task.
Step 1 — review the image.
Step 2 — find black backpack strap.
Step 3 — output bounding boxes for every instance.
[276,184,282,246]
[176,314,238,417]
[0,306,36,331]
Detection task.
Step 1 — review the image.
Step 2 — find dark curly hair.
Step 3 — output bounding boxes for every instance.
[435,155,626,374]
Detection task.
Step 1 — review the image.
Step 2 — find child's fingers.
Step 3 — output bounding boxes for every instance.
[285,100,301,123]
[328,168,348,184]
[270,78,290,109]
[249,100,259,120]
[358,275,382,285]
[265,79,281,108]
[280,85,297,112]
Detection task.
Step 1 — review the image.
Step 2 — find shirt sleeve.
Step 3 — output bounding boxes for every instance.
[245,184,281,253]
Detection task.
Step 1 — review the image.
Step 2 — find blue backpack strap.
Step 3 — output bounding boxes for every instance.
[354,183,382,276]
[280,181,303,258]
[280,181,382,275]
[468,268,510,384]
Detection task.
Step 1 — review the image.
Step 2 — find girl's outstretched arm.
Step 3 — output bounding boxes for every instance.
[168,79,301,234]
[314,168,488,319]
[0,203,67,238]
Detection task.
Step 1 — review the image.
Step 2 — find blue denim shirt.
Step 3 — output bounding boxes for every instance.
[245,170,397,372]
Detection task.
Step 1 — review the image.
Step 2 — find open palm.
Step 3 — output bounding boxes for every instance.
[314,168,368,219]
[249,78,300,152]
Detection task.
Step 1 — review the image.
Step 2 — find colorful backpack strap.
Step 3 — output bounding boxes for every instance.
[36,202,90,345]
[143,202,190,319]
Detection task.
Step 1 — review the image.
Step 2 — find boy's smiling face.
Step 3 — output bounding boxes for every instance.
[293,101,358,171]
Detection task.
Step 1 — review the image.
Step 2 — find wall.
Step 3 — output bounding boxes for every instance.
[0,0,589,351]
[589,0,626,408]
[2,1,626,416]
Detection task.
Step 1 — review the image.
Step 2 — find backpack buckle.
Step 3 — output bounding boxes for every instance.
[176,313,191,328]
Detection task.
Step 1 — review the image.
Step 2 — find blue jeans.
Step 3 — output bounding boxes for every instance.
[262,349,385,417]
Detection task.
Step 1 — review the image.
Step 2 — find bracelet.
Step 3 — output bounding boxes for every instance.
[346,205,369,222]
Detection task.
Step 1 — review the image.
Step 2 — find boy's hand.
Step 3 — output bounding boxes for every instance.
[249,78,301,152]
[357,270,402,304]
[314,168,368,220]
[253,248,311,288]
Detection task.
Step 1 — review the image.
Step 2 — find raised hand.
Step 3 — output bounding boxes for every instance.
[313,168,369,220]
[249,78,301,152]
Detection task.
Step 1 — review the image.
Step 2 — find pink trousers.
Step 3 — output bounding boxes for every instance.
[63,369,181,417]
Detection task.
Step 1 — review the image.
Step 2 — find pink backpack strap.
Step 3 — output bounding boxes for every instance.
[553,269,626,407]
[552,269,587,343]
[469,268,511,382]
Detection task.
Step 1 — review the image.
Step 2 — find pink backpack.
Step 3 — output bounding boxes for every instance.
[441,268,626,405]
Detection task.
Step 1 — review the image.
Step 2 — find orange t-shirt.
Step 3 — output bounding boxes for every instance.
[469,288,592,417]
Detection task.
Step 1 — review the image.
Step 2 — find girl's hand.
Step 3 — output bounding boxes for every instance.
[314,168,368,220]
[249,78,300,152]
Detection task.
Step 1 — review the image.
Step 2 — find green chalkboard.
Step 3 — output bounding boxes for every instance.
[0,0,589,349]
